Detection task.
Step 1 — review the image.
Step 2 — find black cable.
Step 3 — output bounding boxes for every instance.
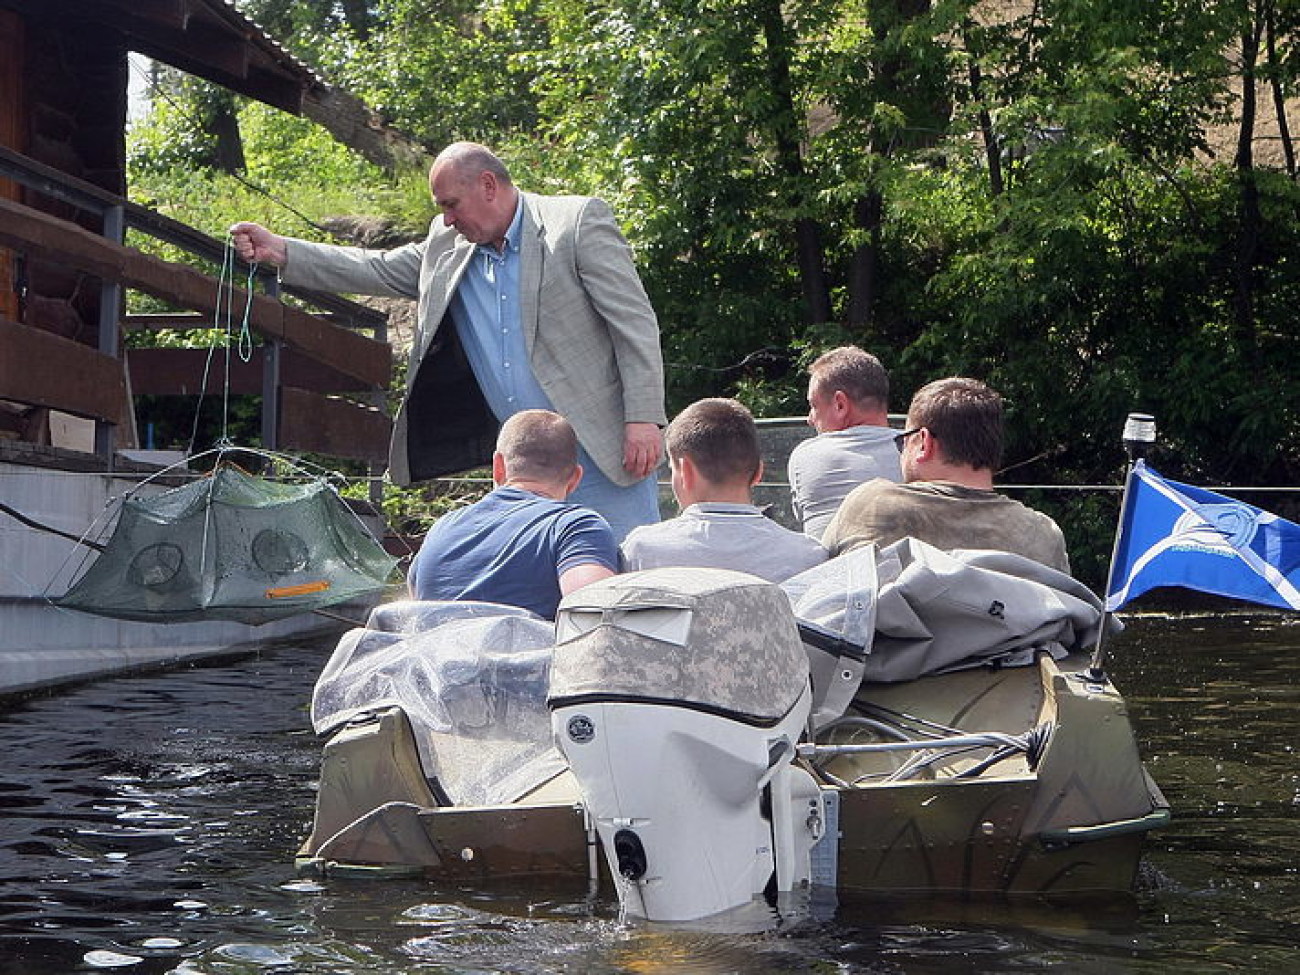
[0,499,105,551]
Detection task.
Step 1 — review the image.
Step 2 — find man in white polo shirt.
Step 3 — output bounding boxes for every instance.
[788,346,902,541]
[621,398,827,583]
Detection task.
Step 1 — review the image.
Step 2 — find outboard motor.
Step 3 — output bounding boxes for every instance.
[549,568,824,922]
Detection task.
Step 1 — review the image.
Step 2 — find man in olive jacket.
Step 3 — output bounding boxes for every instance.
[231,142,667,539]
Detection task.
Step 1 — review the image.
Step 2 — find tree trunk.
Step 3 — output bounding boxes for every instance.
[210,99,246,175]
[967,56,1003,196]
[846,193,881,330]
[339,0,373,41]
[300,83,431,172]
[843,0,941,329]
[1264,1,1296,178]
[758,0,832,324]
[1232,8,1263,361]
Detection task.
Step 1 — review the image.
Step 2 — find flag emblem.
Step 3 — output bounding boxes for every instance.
[1171,503,1261,552]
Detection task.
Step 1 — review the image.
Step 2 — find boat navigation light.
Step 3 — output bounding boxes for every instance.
[1122,413,1156,460]
[1090,412,1158,682]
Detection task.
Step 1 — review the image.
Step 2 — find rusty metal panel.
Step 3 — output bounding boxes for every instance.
[416,803,592,882]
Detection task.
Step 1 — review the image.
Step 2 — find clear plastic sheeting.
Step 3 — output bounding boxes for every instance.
[311,600,563,807]
[57,465,397,624]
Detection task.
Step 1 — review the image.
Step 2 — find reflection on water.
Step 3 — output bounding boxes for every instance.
[0,613,1297,973]
[1107,612,1300,973]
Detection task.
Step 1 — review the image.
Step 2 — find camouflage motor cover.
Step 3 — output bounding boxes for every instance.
[549,567,809,724]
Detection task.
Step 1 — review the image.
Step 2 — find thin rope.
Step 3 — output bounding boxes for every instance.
[187,239,258,455]
[237,258,257,362]
[41,495,122,602]
[219,240,234,444]
[187,247,226,455]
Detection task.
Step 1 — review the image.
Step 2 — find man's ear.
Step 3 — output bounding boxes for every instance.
[832,389,851,418]
[563,464,584,498]
[491,452,507,485]
[675,453,698,492]
[915,428,937,461]
[750,458,764,487]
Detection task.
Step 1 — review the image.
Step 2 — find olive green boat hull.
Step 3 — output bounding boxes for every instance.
[297,652,1167,899]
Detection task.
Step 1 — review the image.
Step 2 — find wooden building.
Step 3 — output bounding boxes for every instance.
[0,0,393,466]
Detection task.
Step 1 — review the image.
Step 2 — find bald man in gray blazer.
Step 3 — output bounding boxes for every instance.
[232,142,667,539]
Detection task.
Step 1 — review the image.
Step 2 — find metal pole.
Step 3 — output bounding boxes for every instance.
[261,271,281,453]
[370,316,388,520]
[94,204,125,464]
[1088,413,1157,681]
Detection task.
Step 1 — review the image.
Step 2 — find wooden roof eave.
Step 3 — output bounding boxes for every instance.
[2,0,314,114]
[117,14,306,114]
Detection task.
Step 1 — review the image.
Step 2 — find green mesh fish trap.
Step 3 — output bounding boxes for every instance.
[58,465,398,625]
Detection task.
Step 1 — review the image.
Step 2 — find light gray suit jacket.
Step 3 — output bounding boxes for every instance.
[281,192,667,486]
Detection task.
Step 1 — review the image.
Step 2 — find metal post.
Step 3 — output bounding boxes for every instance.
[94,204,125,464]
[260,271,281,453]
[1088,413,1157,681]
[370,316,389,521]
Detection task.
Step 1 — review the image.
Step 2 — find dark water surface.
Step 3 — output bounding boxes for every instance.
[1,613,1297,974]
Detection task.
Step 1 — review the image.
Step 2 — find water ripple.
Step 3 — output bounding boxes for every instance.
[0,620,1295,972]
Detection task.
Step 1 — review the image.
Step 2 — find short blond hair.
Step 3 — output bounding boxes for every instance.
[496,410,578,482]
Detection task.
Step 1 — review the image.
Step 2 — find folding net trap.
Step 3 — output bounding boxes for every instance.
[56,238,398,624]
[58,458,398,625]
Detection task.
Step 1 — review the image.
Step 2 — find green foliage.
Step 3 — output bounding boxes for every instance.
[346,477,491,538]
[134,393,263,454]
[237,102,389,189]
[130,0,1300,583]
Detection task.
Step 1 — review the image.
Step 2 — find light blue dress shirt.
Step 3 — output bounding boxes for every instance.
[449,200,553,419]
[444,198,660,542]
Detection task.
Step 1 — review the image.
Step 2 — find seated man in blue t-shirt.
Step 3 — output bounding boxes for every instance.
[407,410,619,619]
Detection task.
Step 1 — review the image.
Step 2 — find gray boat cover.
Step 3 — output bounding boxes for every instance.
[310,600,565,806]
[308,546,1108,804]
[784,538,1109,684]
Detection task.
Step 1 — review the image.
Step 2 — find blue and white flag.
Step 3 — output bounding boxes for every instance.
[1106,461,1300,611]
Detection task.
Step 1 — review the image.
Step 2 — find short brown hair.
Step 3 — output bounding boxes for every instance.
[808,346,889,409]
[665,398,760,485]
[907,377,1003,471]
[496,410,578,482]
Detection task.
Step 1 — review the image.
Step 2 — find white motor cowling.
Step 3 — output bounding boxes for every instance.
[549,568,824,922]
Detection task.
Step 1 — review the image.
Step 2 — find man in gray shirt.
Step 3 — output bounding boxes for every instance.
[621,398,827,583]
[822,377,1070,573]
[788,346,902,540]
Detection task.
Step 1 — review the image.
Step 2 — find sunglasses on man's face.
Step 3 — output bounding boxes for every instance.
[894,427,922,453]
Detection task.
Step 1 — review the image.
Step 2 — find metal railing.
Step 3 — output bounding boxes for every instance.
[0,144,391,465]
